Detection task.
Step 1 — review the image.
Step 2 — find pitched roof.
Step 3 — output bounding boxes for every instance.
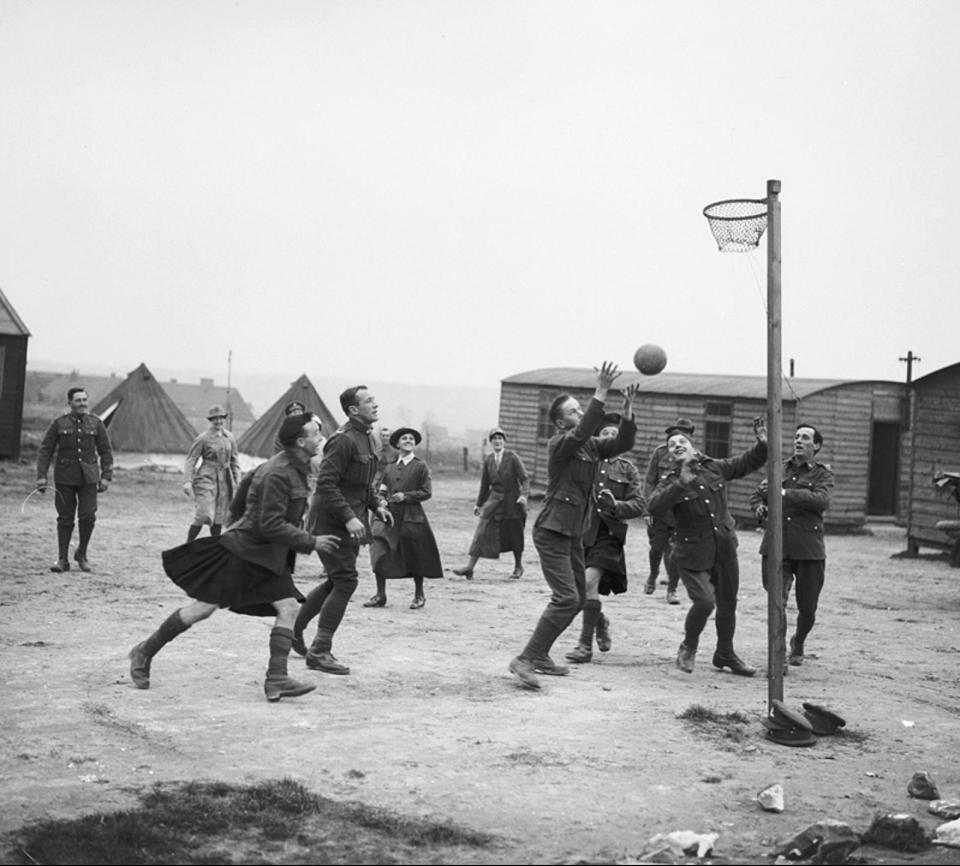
[236,374,340,458]
[91,362,198,452]
[501,367,869,402]
[0,288,31,336]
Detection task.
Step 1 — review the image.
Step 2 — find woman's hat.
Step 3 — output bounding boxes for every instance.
[207,404,227,420]
[389,427,422,448]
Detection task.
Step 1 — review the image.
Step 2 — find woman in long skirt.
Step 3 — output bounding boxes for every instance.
[183,404,241,541]
[365,427,443,609]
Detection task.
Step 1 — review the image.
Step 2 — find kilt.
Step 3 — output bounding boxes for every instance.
[161,536,304,617]
[585,522,629,596]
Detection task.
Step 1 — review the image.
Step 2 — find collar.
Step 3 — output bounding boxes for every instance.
[346,416,372,433]
[788,455,815,470]
[281,449,312,474]
[397,452,415,466]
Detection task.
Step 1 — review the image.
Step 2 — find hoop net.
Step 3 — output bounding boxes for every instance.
[703,198,768,252]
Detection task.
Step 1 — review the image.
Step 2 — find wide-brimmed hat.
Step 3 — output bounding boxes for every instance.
[665,417,695,437]
[596,413,621,434]
[488,426,506,441]
[389,427,422,448]
[206,404,228,420]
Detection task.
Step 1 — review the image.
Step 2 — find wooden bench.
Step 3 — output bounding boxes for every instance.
[935,519,960,568]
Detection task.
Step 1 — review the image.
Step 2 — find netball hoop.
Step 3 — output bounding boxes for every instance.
[702,198,768,252]
[703,181,785,723]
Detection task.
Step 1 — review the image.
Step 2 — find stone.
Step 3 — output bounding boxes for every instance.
[758,782,785,813]
[934,817,960,849]
[908,770,940,800]
[929,799,960,821]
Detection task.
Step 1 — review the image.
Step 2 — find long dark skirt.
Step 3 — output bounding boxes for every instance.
[370,519,443,579]
[161,536,304,617]
[585,523,629,596]
[468,516,525,559]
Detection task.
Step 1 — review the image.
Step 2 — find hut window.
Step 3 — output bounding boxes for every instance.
[703,401,732,458]
[0,345,5,395]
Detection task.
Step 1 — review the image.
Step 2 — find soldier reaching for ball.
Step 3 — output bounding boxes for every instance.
[509,363,641,690]
[647,418,768,677]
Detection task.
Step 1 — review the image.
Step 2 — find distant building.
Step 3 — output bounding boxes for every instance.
[0,289,30,459]
[36,371,255,438]
[903,362,960,556]
[499,367,907,528]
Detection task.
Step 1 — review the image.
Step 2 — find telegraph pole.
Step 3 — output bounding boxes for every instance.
[899,350,920,384]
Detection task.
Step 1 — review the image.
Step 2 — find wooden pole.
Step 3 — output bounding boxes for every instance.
[766,179,785,707]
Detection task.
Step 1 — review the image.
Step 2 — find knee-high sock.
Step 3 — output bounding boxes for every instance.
[267,627,293,679]
[579,599,601,646]
[141,610,191,658]
[413,576,424,597]
[186,524,202,543]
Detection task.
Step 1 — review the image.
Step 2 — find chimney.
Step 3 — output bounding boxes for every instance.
[200,377,214,388]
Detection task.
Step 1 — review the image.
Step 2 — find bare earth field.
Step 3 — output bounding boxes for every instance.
[1,462,959,864]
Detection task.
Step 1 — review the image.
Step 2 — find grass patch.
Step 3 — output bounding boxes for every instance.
[677,704,753,749]
[5,778,496,865]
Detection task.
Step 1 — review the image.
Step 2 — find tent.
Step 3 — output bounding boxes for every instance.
[91,362,198,453]
[237,373,340,458]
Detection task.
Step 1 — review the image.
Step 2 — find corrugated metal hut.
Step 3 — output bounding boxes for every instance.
[0,289,30,459]
[92,362,198,453]
[903,362,960,556]
[237,374,339,459]
[498,368,906,528]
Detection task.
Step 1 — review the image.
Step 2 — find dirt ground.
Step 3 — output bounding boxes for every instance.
[1,461,959,864]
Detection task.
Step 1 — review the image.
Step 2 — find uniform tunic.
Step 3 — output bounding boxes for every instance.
[162,450,316,616]
[583,455,645,594]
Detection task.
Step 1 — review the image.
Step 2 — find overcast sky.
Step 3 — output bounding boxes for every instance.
[2,1,958,391]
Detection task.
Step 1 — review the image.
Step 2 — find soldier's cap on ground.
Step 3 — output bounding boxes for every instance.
[762,720,818,747]
[770,699,814,732]
[802,702,847,735]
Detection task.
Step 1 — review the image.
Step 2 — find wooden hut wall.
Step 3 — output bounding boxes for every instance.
[905,365,960,553]
[0,334,28,459]
[497,382,770,522]
[795,382,905,528]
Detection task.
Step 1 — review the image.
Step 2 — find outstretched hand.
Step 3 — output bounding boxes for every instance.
[593,361,621,392]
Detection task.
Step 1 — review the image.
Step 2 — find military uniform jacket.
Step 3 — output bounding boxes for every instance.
[534,398,637,539]
[220,450,317,575]
[36,412,114,487]
[583,455,645,548]
[476,450,530,521]
[648,440,768,570]
[308,417,380,535]
[643,442,677,526]
[751,457,834,560]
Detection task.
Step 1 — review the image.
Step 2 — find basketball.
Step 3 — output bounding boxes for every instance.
[633,343,667,376]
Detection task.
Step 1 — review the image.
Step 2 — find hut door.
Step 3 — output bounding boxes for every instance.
[867,422,900,515]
